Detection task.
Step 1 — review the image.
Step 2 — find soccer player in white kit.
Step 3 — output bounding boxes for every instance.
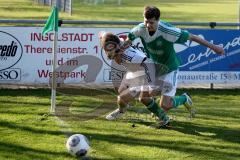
[100,32,172,126]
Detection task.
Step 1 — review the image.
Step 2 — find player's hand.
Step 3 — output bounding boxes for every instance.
[212,45,225,55]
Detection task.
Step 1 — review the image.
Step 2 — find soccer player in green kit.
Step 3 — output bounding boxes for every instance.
[125,6,225,117]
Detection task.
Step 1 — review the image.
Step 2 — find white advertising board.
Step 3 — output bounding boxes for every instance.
[0,27,239,86]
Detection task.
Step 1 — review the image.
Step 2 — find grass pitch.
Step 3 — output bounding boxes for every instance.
[0,88,240,160]
[0,0,239,159]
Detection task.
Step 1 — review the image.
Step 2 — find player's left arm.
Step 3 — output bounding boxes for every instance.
[189,33,225,55]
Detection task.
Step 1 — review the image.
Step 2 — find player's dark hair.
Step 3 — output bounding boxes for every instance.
[101,32,120,49]
[143,6,160,20]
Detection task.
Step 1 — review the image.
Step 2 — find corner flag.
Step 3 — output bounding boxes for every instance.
[42,6,59,35]
[42,6,59,113]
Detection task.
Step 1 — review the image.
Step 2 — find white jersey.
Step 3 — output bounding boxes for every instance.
[119,46,155,84]
[120,47,146,71]
[118,46,173,97]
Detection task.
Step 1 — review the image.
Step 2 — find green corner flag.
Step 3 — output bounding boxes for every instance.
[42,6,59,113]
[42,6,59,35]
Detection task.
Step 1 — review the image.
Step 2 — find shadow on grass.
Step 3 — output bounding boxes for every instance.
[170,121,240,144]
[196,107,240,120]
[51,87,117,122]
[79,131,240,160]
[57,87,116,97]
[0,120,65,136]
[0,89,51,97]
[55,94,116,122]
[0,141,69,160]
[132,117,240,143]
[0,99,50,106]
[177,89,240,96]
[129,118,240,144]
[0,110,45,115]
[0,88,117,122]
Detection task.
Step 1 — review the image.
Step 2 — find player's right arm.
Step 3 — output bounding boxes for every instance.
[121,38,132,50]
[123,23,145,49]
[188,34,225,55]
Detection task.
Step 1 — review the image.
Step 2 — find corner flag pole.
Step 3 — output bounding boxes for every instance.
[42,4,59,113]
[51,23,58,113]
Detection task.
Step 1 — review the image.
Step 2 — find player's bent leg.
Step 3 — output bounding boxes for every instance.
[182,93,196,118]
[170,93,196,118]
[106,96,127,120]
[139,93,170,127]
[159,95,174,112]
[106,88,135,121]
[106,108,123,121]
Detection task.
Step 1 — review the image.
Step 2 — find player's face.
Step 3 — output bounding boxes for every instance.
[144,18,158,32]
[104,43,121,60]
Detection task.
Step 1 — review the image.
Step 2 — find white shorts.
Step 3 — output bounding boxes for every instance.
[120,72,173,98]
[158,69,178,97]
[120,71,149,98]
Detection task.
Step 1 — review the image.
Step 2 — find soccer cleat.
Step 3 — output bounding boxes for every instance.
[182,93,196,118]
[159,116,171,128]
[150,116,171,129]
[106,108,124,120]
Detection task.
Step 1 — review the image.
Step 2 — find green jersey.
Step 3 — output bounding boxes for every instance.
[128,20,189,74]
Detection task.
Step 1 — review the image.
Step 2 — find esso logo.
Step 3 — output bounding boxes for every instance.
[0,31,23,71]
[0,69,21,81]
[100,32,144,71]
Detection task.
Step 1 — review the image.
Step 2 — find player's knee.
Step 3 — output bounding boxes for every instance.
[161,105,170,111]
[138,96,148,105]
[160,101,171,111]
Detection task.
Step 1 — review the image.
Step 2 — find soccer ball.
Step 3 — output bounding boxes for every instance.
[66,134,90,157]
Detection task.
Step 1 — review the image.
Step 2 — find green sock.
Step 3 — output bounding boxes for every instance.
[172,95,187,108]
[155,97,161,105]
[147,99,168,121]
